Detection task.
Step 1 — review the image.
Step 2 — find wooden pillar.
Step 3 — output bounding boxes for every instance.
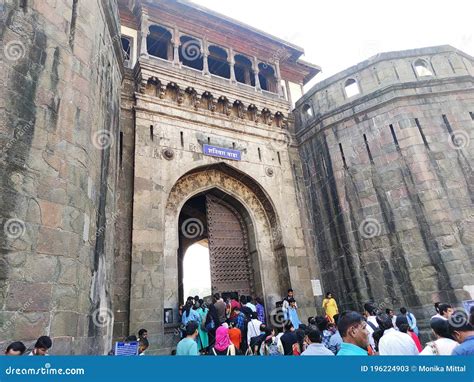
[275,60,284,97]
[229,48,236,83]
[172,27,180,65]
[203,38,210,75]
[253,57,261,91]
[139,11,149,58]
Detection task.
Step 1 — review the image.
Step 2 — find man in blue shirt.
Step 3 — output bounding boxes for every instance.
[176,321,199,356]
[337,311,369,356]
[328,313,343,354]
[450,310,474,355]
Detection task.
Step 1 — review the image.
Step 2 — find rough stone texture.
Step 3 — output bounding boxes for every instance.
[294,46,474,335]
[0,0,123,354]
[5,0,473,356]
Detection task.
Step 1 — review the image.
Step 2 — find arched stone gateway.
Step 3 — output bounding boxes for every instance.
[164,165,291,317]
[128,163,318,353]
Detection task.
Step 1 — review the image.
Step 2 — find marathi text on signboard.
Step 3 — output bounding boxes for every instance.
[203,144,241,161]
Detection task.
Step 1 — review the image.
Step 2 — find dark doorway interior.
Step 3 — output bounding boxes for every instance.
[178,191,255,304]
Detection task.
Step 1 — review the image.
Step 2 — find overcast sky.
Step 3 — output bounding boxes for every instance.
[192,0,474,89]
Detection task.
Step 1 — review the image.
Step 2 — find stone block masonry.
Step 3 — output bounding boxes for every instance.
[294,46,474,337]
[0,0,123,354]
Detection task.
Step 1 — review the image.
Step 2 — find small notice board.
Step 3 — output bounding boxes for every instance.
[114,342,139,356]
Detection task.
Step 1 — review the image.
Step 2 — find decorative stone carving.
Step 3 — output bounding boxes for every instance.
[194,95,201,110]
[236,102,245,119]
[162,148,175,160]
[177,89,185,105]
[209,99,217,112]
[265,167,274,177]
[225,102,232,116]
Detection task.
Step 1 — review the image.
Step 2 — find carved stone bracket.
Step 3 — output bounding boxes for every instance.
[139,74,290,130]
[177,89,185,105]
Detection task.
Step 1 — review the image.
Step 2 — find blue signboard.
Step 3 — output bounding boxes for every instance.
[203,144,241,161]
[114,341,139,356]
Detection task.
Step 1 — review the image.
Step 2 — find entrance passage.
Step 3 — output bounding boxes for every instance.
[182,241,212,298]
[178,192,254,303]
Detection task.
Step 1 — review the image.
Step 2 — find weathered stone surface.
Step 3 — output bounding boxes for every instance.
[0,0,122,355]
[6,282,52,312]
[294,45,474,331]
[51,312,79,337]
[4,0,472,357]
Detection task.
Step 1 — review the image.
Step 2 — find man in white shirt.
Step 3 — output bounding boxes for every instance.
[430,303,453,321]
[245,295,257,313]
[363,302,379,350]
[282,289,297,317]
[28,336,52,356]
[377,314,418,355]
[247,312,263,345]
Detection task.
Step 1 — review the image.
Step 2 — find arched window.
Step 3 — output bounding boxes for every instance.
[258,62,277,93]
[147,25,172,60]
[344,78,360,98]
[235,54,255,86]
[302,104,313,118]
[121,36,133,67]
[414,59,433,77]
[179,36,203,71]
[208,45,230,79]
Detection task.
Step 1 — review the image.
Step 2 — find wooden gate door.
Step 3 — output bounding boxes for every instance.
[206,195,253,297]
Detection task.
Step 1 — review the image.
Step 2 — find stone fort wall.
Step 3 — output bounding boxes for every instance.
[0,0,123,354]
[294,45,474,331]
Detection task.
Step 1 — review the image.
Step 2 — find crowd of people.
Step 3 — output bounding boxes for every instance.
[175,292,474,356]
[3,291,473,357]
[2,331,151,357]
[4,336,53,356]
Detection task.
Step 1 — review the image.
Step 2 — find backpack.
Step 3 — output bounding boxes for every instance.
[265,338,281,356]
